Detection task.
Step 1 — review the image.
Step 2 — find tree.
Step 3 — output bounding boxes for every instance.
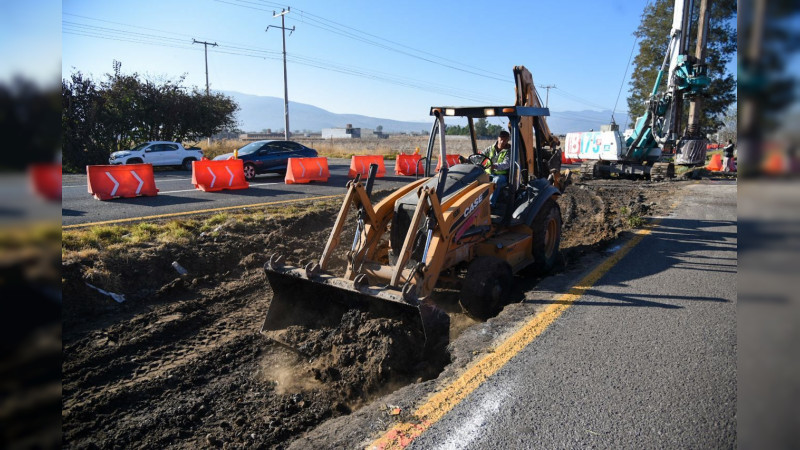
[62,66,239,170]
[0,78,60,170]
[445,122,505,138]
[716,104,736,143]
[485,123,504,138]
[474,118,489,137]
[62,72,112,171]
[626,0,736,132]
[445,124,469,136]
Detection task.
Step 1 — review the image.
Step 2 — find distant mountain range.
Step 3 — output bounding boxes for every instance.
[221,90,630,135]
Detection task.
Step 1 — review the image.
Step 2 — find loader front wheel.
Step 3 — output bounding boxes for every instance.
[459,256,513,321]
[530,198,562,275]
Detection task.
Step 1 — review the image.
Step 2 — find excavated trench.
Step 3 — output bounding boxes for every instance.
[62,179,679,449]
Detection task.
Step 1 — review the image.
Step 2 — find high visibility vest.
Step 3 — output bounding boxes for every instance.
[485,144,509,175]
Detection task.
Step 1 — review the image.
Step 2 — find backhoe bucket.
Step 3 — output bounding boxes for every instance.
[261,256,449,356]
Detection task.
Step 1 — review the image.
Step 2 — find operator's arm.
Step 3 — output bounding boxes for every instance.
[478,146,493,168]
[493,152,510,171]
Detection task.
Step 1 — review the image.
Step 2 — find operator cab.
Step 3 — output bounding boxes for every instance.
[420,106,562,224]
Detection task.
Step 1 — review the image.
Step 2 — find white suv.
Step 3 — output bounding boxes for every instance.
[109,141,204,170]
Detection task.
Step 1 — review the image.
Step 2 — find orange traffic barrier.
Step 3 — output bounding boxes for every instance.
[763,152,785,175]
[192,158,249,192]
[29,163,62,201]
[348,155,386,178]
[561,148,581,164]
[705,153,723,171]
[395,153,422,176]
[285,157,330,184]
[87,164,158,201]
[434,154,462,172]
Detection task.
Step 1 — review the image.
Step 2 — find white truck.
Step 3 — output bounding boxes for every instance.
[108,141,204,170]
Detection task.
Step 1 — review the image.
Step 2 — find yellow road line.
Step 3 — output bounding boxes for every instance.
[369,218,666,450]
[62,194,344,230]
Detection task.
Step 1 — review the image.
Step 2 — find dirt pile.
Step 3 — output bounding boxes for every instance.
[62,179,679,448]
[271,309,433,396]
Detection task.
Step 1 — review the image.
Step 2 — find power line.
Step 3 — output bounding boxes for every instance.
[62,29,197,52]
[64,23,629,129]
[65,7,621,118]
[550,87,612,111]
[63,20,189,46]
[66,11,612,112]
[612,0,654,126]
[550,110,631,123]
[62,21,504,104]
[216,0,511,83]
[63,13,280,56]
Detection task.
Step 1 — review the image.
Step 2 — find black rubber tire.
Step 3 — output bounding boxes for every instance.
[182,158,195,171]
[529,198,562,275]
[243,163,256,181]
[126,158,142,164]
[459,256,513,321]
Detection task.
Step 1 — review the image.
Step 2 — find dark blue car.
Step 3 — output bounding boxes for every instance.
[214,140,318,181]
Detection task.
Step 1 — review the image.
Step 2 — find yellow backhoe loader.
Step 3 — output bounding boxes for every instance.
[262,66,570,355]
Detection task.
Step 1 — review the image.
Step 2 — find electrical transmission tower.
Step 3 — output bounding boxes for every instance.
[267,7,295,140]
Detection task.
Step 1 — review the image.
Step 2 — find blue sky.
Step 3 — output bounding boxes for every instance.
[11,1,739,124]
[0,0,62,86]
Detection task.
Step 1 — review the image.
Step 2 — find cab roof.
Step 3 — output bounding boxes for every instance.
[429,106,550,118]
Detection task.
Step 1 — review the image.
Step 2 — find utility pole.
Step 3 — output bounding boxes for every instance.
[267,8,295,140]
[192,39,218,96]
[538,84,556,107]
[193,39,218,145]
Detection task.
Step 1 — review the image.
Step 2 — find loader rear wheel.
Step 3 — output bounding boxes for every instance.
[459,256,513,321]
[530,198,562,275]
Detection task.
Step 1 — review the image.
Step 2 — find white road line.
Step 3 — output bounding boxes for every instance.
[158,182,278,194]
[63,178,192,188]
[433,391,507,450]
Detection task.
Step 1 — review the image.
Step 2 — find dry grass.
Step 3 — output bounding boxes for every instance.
[619,206,647,228]
[63,220,200,253]
[62,197,344,257]
[196,136,495,161]
[0,224,61,250]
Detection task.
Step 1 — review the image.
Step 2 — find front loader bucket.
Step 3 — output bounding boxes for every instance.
[261,256,449,357]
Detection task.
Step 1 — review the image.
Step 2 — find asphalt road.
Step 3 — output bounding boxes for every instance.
[408,181,737,449]
[61,158,418,226]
